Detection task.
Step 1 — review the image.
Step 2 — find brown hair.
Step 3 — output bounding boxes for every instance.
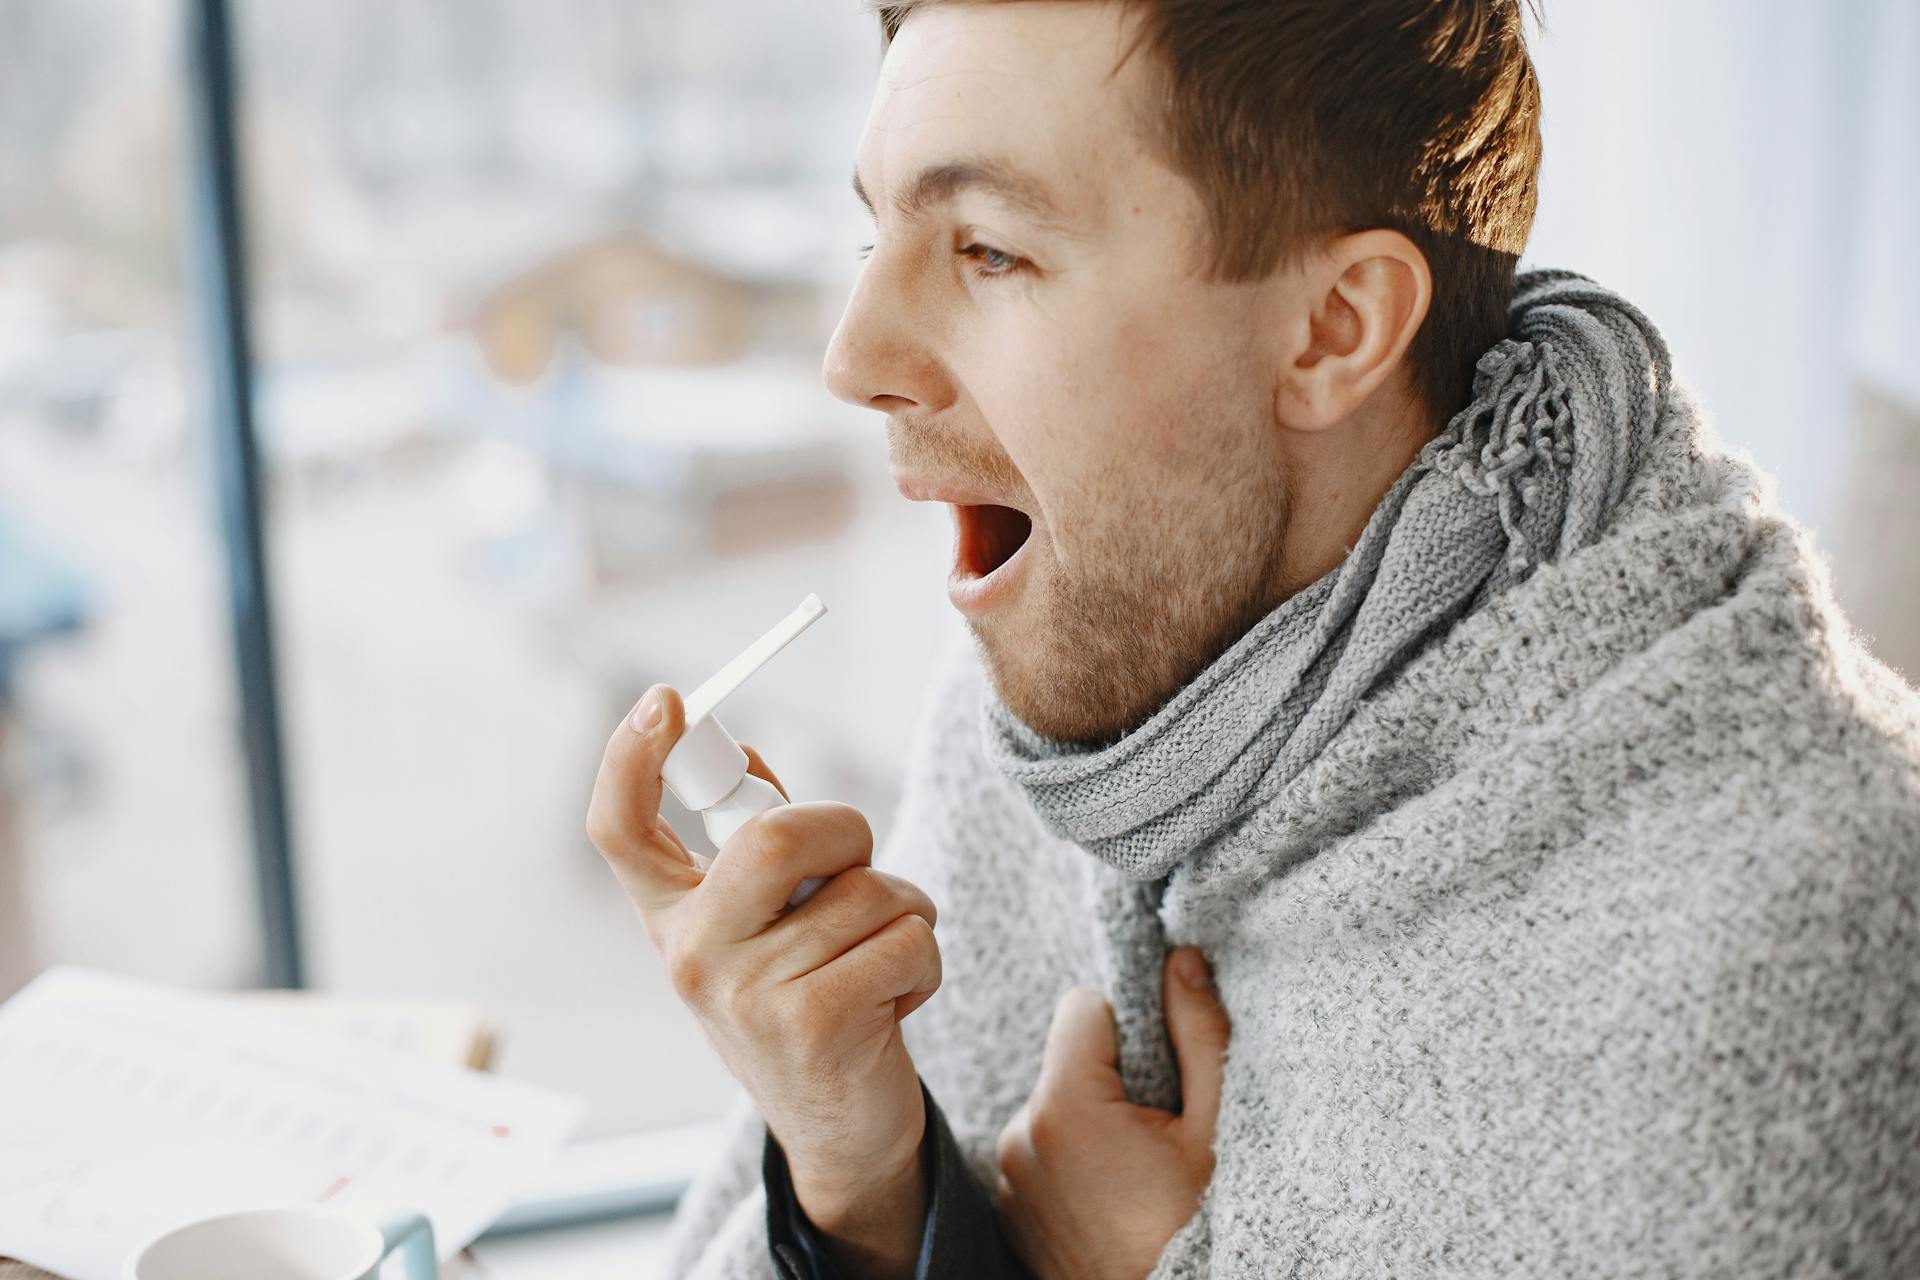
[873,0,1543,421]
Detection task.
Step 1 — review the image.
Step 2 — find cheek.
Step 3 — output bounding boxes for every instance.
[1110,317,1187,450]
[955,291,1260,536]
[959,336,1099,515]
[1108,302,1263,462]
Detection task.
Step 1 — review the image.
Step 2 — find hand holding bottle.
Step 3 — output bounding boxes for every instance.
[655,594,833,906]
[586,683,942,1278]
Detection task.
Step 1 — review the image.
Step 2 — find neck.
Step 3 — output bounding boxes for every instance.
[1268,389,1438,601]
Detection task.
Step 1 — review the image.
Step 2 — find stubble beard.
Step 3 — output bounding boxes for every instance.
[975,449,1295,747]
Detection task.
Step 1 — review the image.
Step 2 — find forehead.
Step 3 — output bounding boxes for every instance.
[860,3,1155,216]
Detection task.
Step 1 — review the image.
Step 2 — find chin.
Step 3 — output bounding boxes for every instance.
[971,551,1285,748]
[968,605,1151,747]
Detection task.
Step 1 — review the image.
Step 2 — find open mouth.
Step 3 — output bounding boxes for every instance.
[955,503,1034,580]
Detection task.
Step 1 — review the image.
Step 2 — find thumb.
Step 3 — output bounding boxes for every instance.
[1036,987,1127,1104]
[586,684,701,910]
[1163,948,1230,1140]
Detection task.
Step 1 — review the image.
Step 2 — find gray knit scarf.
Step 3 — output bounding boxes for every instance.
[985,271,1673,881]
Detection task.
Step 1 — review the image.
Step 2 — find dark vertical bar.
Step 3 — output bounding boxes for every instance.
[183,0,305,989]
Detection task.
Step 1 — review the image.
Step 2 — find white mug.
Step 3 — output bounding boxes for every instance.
[125,1206,437,1280]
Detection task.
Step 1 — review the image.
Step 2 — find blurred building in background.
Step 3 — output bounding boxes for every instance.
[0,0,951,1139]
[0,0,1914,1142]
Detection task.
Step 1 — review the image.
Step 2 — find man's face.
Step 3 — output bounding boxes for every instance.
[826,1,1300,745]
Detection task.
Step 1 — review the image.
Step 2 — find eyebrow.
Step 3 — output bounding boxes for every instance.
[852,158,1071,227]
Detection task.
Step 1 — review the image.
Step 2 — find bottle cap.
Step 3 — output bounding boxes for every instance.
[661,594,827,813]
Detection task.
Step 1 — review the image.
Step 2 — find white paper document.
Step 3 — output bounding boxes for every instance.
[0,968,583,1280]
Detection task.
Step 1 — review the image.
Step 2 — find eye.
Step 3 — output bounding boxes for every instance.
[958,242,1028,279]
[856,243,874,260]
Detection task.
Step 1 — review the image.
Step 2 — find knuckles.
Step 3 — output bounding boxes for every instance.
[662,942,712,1005]
[713,975,762,1035]
[1022,1091,1070,1161]
[740,804,808,871]
[736,802,874,876]
[834,865,888,913]
[994,1112,1031,1177]
[769,986,836,1061]
[907,915,942,979]
[660,826,945,1091]
[891,909,937,950]
[872,912,941,986]
[583,805,632,861]
[837,868,940,936]
[909,913,943,971]
[670,947,800,1054]
[828,803,876,859]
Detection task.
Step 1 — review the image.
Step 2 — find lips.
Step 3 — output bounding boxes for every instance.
[891,469,1039,615]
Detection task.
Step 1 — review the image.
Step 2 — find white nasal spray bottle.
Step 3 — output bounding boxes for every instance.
[661,594,829,907]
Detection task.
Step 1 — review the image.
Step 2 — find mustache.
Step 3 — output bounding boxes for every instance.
[886,415,1027,499]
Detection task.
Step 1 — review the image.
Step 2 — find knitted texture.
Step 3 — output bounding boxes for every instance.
[665,282,1920,1277]
[986,272,1668,883]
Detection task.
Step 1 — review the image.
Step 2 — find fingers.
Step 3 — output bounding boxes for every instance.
[740,744,789,802]
[894,981,939,1023]
[586,685,702,913]
[801,911,942,1019]
[993,1101,1034,1191]
[762,866,937,982]
[1163,947,1231,1140]
[1037,987,1126,1105]
[697,801,875,938]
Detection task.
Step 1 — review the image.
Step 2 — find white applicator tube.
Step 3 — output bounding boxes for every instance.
[661,594,829,907]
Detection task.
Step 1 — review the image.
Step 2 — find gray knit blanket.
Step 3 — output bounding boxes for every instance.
[987,272,1668,885]
[667,274,1920,1277]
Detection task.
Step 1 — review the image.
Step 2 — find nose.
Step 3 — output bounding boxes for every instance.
[822,251,955,418]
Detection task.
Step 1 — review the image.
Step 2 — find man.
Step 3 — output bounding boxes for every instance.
[586,2,1920,1276]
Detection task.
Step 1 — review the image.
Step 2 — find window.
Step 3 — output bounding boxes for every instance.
[1,0,960,1147]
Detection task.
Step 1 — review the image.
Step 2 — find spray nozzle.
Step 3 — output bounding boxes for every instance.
[661,594,827,813]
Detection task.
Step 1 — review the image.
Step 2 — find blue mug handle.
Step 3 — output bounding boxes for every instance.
[374,1212,437,1279]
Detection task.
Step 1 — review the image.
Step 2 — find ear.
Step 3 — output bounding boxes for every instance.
[1274,230,1431,432]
